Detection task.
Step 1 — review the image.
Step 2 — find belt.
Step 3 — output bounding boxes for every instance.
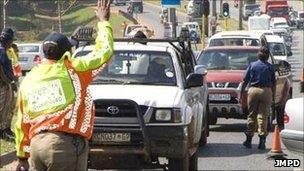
[39,130,84,139]
[251,85,272,88]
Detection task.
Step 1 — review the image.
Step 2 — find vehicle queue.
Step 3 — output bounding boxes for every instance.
[0,0,303,170]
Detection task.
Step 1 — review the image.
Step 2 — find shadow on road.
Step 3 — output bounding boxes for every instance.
[198,143,271,157]
[210,123,247,132]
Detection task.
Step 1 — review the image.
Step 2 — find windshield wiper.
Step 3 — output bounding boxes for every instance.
[208,66,227,70]
[92,78,129,84]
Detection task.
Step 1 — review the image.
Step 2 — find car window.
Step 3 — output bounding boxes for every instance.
[197,49,258,70]
[19,45,40,53]
[268,43,286,56]
[92,51,177,86]
[209,38,260,47]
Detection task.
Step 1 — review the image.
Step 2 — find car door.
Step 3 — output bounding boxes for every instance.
[180,50,205,144]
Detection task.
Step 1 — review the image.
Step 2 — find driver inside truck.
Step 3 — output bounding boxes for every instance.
[146,57,173,83]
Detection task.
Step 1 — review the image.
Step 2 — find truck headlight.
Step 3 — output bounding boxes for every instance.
[155,110,171,121]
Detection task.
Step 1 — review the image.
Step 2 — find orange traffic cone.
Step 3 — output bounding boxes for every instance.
[267,125,287,159]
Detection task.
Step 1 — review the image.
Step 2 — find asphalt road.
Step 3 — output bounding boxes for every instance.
[3,2,303,171]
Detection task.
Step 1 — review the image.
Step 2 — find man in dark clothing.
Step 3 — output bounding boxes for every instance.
[241,47,276,150]
[0,28,17,140]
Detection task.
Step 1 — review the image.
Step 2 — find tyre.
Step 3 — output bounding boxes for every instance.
[199,106,208,146]
[189,150,198,171]
[208,114,217,125]
[168,154,189,171]
[199,123,207,147]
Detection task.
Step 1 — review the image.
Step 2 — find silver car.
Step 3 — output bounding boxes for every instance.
[281,74,304,155]
[17,43,44,75]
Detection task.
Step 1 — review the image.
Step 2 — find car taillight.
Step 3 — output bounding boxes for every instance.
[284,112,290,124]
[34,55,41,64]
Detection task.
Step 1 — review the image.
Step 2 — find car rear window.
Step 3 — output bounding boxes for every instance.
[19,45,40,53]
[197,49,259,70]
[209,38,260,47]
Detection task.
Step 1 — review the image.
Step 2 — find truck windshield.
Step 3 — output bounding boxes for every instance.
[197,49,259,70]
[91,51,177,86]
[268,7,289,17]
[245,4,260,10]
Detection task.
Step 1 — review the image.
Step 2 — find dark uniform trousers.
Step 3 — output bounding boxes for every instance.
[0,82,13,130]
[245,87,272,137]
[30,131,89,171]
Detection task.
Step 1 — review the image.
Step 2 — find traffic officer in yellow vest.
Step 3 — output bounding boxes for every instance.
[14,0,113,170]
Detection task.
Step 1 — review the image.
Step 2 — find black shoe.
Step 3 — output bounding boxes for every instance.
[258,135,266,150]
[243,134,253,149]
[3,128,15,141]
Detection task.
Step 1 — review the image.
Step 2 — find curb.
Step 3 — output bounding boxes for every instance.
[0,151,16,167]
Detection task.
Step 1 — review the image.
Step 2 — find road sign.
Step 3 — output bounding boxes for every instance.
[161,0,180,8]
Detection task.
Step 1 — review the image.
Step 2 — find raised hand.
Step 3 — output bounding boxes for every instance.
[95,0,111,22]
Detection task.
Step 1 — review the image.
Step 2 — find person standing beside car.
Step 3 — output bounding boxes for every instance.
[241,47,276,150]
[14,1,113,171]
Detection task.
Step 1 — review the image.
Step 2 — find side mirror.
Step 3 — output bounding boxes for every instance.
[185,73,204,89]
[287,51,293,56]
[194,65,207,76]
[273,63,280,71]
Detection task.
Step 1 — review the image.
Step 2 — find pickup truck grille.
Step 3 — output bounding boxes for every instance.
[94,99,148,117]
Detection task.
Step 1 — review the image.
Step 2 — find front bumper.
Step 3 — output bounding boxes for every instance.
[89,126,187,169]
[281,130,304,155]
[208,89,248,119]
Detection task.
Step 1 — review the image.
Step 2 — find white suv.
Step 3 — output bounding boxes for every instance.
[73,39,209,170]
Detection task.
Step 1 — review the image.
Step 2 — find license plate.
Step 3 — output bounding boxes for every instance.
[19,57,28,61]
[93,133,131,143]
[209,94,231,101]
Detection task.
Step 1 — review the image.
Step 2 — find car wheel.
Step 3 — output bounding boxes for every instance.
[168,153,189,171]
[199,123,207,146]
[208,114,217,125]
[199,105,208,146]
[189,150,198,171]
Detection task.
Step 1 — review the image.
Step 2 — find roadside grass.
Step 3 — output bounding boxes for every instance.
[9,5,133,42]
[0,139,15,155]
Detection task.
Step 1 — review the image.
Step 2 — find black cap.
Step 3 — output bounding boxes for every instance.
[43,32,72,60]
[1,28,15,44]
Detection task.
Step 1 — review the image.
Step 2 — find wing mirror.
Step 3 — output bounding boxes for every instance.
[194,65,207,76]
[287,50,293,57]
[185,73,204,89]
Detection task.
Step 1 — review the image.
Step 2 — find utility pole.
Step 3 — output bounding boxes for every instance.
[219,0,223,17]
[238,0,243,30]
[168,8,177,38]
[212,0,216,17]
[3,0,9,29]
[58,0,62,33]
[201,14,206,49]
